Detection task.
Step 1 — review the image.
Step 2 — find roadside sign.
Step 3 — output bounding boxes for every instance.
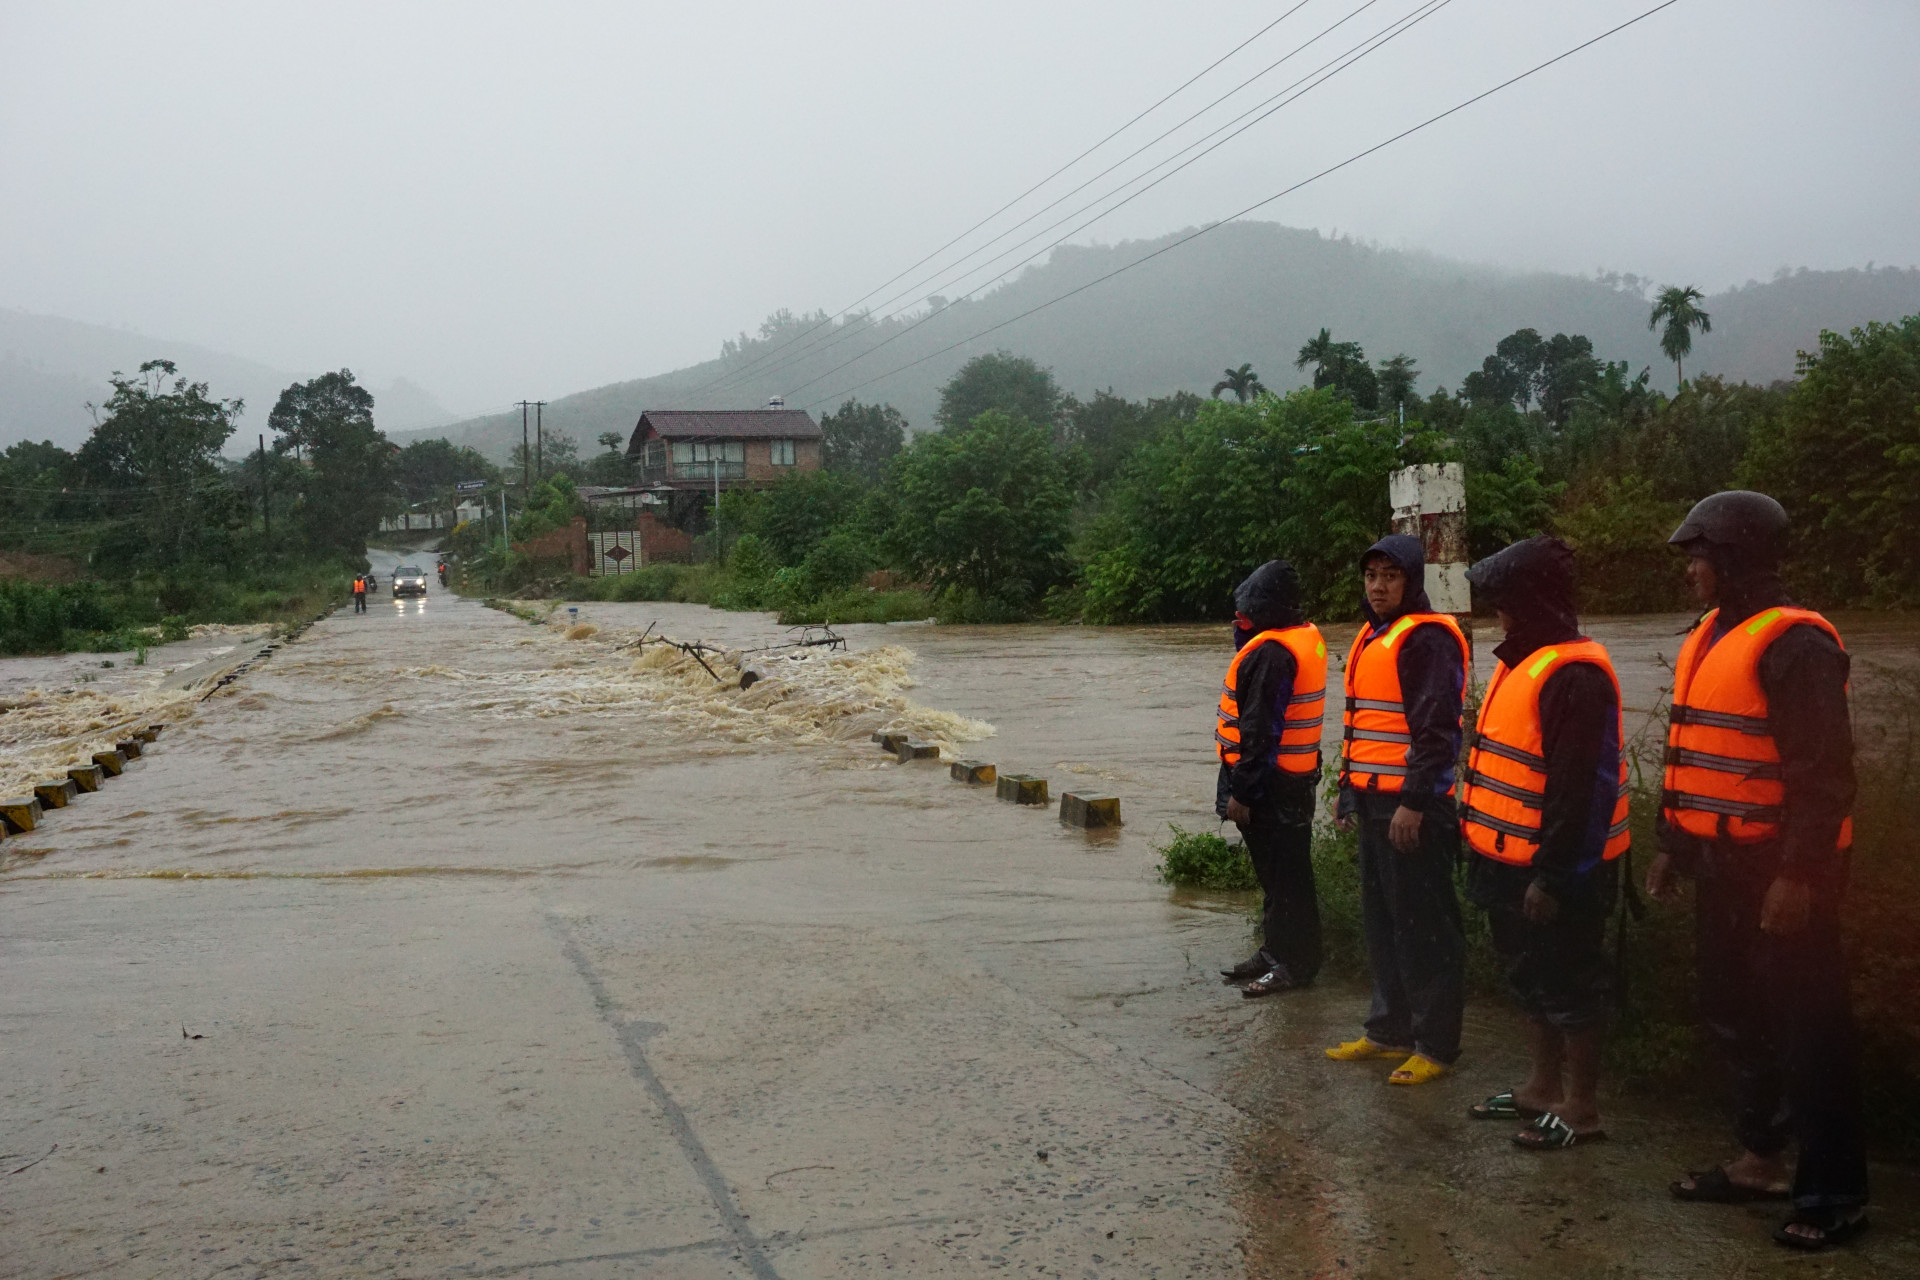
[456,480,487,493]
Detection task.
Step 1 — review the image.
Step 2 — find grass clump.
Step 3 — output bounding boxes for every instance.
[1154,823,1257,892]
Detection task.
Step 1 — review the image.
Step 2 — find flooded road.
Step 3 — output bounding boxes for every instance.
[2,574,1914,1277]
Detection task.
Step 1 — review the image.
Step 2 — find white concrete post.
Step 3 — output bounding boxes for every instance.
[1389,463,1471,657]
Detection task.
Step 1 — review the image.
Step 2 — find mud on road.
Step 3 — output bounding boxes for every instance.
[1,580,1914,1277]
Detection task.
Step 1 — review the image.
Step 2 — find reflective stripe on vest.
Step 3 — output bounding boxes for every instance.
[1339,612,1468,794]
[1661,606,1853,848]
[1460,640,1631,867]
[1216,623,1328,775]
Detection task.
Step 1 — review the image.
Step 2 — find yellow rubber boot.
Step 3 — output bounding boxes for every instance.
[1325,1037,1412,1062]
[1386,1053,1453,1085]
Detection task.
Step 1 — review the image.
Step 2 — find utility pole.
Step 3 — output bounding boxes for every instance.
[516,400,533,490]
[534,401,548,482]
[258,434,271,539]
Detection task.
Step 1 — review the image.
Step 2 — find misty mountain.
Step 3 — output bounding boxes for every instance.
[407,221,1920,463]
[0,308,454,450]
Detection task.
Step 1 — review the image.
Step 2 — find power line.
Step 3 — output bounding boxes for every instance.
[682,1,1323,400]
[702,0,1411,398]
[778,0,1454,402]
[800,0,1686,411]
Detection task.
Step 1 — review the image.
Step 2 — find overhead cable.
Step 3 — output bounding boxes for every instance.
[799,0,1685,410]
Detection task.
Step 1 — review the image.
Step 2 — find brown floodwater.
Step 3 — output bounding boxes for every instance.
[1,568,1913,1277]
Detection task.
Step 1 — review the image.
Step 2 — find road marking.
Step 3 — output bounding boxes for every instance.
[549,913,784,1280]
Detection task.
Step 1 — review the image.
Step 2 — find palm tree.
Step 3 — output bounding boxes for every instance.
[1377,354,1419,415]
[1211,362,1266,402]
[1649,285,1712,386]
[1295,329,1338,383]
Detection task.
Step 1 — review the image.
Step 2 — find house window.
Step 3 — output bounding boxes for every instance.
[668,440,744,480]
[770,438,796,466]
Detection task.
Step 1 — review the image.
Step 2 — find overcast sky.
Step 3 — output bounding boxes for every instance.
[3,0,1916,415]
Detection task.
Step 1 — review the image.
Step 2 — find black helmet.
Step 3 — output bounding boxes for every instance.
[1668,491,1788,570]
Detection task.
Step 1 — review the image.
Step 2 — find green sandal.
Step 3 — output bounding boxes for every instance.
[1468,1090,1545,1121]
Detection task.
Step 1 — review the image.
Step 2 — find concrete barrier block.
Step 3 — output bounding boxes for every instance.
[92,750,127,777]
[894,739,939,762]
[876,731,913,753]
[115,739,143,759]
[147,723,166,736]
[134,728,159,743]
[34,779,78,809]
[69,763,105,792]
[1059,792,1123,829]
[0,798,41,834]
[950,760,997,786]
[996,774,1049,805]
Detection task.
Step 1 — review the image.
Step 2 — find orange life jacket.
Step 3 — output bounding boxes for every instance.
[1216,623,1327,774]
[352,576,365,593]
[1460,639,1630,867]
[1340,612,1468,795]
[1662,606,1852,847]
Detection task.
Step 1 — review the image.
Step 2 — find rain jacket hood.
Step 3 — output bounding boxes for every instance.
[1359,534,1431,629]
[1467,535,1579,653]
[1232,559,1304,648]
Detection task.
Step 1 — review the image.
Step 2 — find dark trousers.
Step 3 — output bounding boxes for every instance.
[353,591,367,613]
[1358,809,1466,1063]
[1696,851,1868,1211]
[1243,806,1322,982]
[1475,858,1617,1031]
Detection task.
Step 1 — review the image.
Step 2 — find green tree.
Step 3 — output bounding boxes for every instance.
[583,432,635,486]
[1464,453,1562,561]
[1082,389,1441,621]
[935,352,1063,431]
[1741,316,1920,604]
[886,411,1077,613]
[76,360,242,565]
[1294,329,1378,411]
[1462,328,1546,411]
[1535,333,1603,427]
[268,370,395,554]
[820,399,907,482]
[1649,284,1712,386]
[1064,389,1201,493]
[395,438,498,523]
[1556,474,1691,612]
[1376,354,1419,417]
[726,468,873,566]
[510,431,581,484]
[1211,363,1266,402]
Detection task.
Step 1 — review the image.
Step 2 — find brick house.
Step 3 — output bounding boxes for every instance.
[625,408,824,492]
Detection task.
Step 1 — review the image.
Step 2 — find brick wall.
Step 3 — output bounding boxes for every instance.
[636,510,695,564]
[515,517,591,576]
[742,437,823,485]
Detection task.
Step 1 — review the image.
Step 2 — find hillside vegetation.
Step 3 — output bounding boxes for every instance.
[408,221,1920,460]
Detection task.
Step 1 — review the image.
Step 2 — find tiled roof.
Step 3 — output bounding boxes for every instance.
[631,408,823,445]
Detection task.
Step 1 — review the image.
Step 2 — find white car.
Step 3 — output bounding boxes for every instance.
[392,566,428,597]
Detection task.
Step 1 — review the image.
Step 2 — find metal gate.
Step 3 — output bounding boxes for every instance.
[588,530,641,576]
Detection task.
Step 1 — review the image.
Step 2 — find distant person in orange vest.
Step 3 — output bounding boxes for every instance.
[352,573,367,613]
[1651,492,1866,1251]
[1326,534,1468,1085]
[1458,536,1627,1151]
[1214,560,1328,998]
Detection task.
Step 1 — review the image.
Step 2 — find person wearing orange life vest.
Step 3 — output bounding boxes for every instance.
[1214,560,1327,998]
[1457,536,1626,1151]
[1326,534,1468,1085]
[351,572,368,613]
[1649,491,1866,1252]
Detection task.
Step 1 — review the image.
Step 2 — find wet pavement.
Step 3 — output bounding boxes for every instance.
[1,567,1914,1277]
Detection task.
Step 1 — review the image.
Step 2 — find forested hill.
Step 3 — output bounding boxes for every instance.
[407,220,1920,460]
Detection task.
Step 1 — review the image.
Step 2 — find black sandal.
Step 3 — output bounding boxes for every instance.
[1241,966,1307,998]
[1773,1209,1869,1251]
[1511,1112,1607,1150]
[1468,1090,1545,1121]
[1670,1166,1789,1203]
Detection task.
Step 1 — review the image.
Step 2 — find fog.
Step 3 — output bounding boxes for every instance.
[3,0,1915,415]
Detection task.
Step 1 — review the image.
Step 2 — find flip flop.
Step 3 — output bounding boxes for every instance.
[1669,1166,1789,1203]
[1773,1210,1869,1251]
[1468,1090,1545,1121]
[1512,1112,1607,1150]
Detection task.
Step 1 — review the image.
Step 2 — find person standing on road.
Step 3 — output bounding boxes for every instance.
[352,573,367,613]
[1214,560,1328,998]
[1458,536,1628,1150]
[1651,491,1867,1252]
[1326,534,1468,1085]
